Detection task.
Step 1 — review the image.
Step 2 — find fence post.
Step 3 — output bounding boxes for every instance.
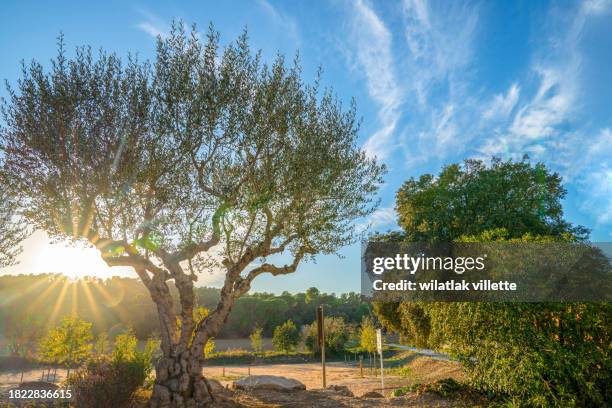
[359,356,363,378]
[222,366,225,377]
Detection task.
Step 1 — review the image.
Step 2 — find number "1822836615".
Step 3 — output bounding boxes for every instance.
[8,389,72,399]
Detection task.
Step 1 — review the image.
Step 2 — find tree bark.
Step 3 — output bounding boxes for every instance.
[149,351,214,408]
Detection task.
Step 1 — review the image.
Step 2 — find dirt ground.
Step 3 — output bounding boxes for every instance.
[1,353,477,407]
[202,354,477,407]
[205,353,464,398]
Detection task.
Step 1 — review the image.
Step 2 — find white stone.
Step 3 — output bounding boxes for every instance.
[232,375,306,392]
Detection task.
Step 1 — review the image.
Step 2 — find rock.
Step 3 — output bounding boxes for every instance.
[207,379,225,393]
[232,375,306,392]
[326,385,354,397]
[362,391,384,398]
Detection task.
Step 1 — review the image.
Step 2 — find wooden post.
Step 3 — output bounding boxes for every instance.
[317,305,326,388]
[222,366,225,377]
[377,329,384,397]
[20,371,23,384]
[359,356,363,378]
[248,366,251,376]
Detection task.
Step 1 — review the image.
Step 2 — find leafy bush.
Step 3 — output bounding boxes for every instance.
[72,356,150,408]
[428,301,611,407]
[359,316,377,354]
[272,320,300,353]
[38,316,93,366]
[374,159,608,407]
[72,335,159,408]
[112,329,138,362]
[304,316,351,355]
[250,326,263,353]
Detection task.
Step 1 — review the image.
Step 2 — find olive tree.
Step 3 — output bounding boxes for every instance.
[0,178,28,267]
[1,25,384,407]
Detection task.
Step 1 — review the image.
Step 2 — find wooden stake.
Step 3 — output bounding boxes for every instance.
[359,356,363,378]
[317,305,326,388]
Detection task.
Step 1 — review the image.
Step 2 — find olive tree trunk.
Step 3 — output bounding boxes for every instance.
[150,351,214,408]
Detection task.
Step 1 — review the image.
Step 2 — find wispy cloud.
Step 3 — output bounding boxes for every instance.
[483,83,520,120]
[369,207,397,228]
[474,0,612,227]
[402,0,479,107]
[137,22,168,39]
[349,0,403,160]
[136,10,169,39]
[257,0,300,44]
[396,0,481,160]
[356,207,397,234]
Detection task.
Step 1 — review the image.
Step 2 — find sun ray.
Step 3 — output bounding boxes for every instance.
[71,280,78,316]
[24,276,64,315]
[48,280,70,324]
[80,279,103,324]
[0,276,50,307]
[91,280,126,321]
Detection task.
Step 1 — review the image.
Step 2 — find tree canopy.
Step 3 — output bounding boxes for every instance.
[39,315,93,366]
[0,22,384,406]
[395,157,588,241]
[0,182,28,267]
[373,158,609,406]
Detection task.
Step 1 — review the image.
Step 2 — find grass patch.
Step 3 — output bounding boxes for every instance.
[205,349,314,365]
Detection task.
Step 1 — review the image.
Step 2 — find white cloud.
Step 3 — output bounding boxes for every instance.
[582,166,612,224]
[137,22,168,39]
[483,83,520,120]
[257,0,300,44]
[402,0,479,107]
[349,0,403,160]
[393,0,481,162]
[369,207,397,228]
[509,65,577,141]
[355,206,397,234]
[136,10,169,39]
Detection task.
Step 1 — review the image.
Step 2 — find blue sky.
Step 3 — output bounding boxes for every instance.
[1,0,611,294]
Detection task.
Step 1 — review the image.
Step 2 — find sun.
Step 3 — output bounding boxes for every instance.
[8,231,137,280]
[35,243,113,279]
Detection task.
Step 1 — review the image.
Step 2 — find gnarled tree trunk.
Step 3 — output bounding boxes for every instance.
[150,351,213,408]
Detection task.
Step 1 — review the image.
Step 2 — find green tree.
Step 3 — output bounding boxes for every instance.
[0,186,28,267]
[112,328,138,362]
[5,315,44,358]
[94,332,110,356]
[250,326,263,353]
[272,320,300,354]
[1,23,383,407]
[395,157,587,241]
[374,158,609,406]
[39,316,93,380]
[359,317,377,354]
[305,287,320,304]
[304,316,351,355]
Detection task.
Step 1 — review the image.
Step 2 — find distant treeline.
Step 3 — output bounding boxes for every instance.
[0,274,370,339]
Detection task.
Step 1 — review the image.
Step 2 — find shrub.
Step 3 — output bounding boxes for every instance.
[428,302,611,407]
[38,316,93,366]
[72,356,149,408]
[112,329,138,362]
[272,320,300,353]
[359,317,377,354]
[72,336,159,407]
[304,316,351,355]
[250,326,263,353]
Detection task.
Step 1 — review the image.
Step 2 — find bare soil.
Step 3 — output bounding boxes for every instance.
[202,354,481,407]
